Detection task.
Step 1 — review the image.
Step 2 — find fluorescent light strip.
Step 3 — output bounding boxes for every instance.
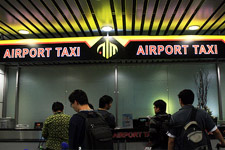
[18,30,30,34]
[188,25,200,30]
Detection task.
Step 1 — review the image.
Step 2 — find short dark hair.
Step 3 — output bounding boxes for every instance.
[68,89,89,105]
[178,89,194,105]
[52,102,64,112]
[99,95,113,108]
[153,99,166,113]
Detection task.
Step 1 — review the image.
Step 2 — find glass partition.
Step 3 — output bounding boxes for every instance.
[15,65,115,127]
[5,62,223,128]
[117,63,219,127]
[63,65,115,117]
[118,64,169,127]
[220,63,225,121]
[167,63,218,117]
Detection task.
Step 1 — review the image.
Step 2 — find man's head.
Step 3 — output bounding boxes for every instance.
[68,89,89,112]
[52,102,64,112]
[99,95,113,110]
[153,99,166,114]
[178,89,194,106]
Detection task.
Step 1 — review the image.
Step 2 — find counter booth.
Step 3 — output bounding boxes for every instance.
[0,35,225,150]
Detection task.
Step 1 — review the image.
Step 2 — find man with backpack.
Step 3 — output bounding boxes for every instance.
[97,95,116,129]
[167,89,225,150]
[148,99,171,150]
[68,89,113,150]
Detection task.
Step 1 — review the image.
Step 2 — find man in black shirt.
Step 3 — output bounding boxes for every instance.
[97,95,116,129]
[68,89,92,150]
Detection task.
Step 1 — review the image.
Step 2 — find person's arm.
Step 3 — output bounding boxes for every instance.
[104,113,116,129]
[168,137,175,150]
[69,117,77,150]
[212,128,225,146]
[69,115,86,150]
[42,120,48,139]
[149,118,157,141]
[204,112,225,146]
[167,115,176,150]
[109,114,116,129]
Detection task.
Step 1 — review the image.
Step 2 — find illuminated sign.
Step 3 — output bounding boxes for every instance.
[112,129,150,142]
[3,47,80,59]
[0,36,225,63]
[113,131,149,139]
[136,44,218,56]
[97,38,118,59]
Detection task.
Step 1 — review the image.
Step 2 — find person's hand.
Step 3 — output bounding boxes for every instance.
[207,132,213,135]
[218,141,225,147]
[216,143,225,149]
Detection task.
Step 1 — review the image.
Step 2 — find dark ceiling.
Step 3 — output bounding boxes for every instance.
[0,0,225,40]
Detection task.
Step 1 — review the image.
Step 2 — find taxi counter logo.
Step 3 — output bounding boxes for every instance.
[97,38,118,59]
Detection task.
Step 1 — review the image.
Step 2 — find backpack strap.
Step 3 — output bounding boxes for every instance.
[190,107,197,121]
[152,114,171,147]
[77,111,95,149]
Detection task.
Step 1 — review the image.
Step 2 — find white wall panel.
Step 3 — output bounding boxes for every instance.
[0,65,4,118]
[0,74,4,103]
[0,65,4,75]
[0,103,2,118]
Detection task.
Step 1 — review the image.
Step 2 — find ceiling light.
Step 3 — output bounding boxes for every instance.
[18,30,30,34]
[101,26,113,32]
[188,25,200,30]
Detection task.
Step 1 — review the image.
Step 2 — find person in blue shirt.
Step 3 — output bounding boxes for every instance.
[167,89,225,150]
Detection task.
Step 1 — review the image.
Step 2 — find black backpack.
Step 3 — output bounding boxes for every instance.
[150,114,171,149]
[152,114,171,148]
[77,111,113,150]
[158,114,171,145]
[179,108,211,150]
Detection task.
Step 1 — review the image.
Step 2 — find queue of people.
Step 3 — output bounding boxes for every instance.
[42,89,225,150]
